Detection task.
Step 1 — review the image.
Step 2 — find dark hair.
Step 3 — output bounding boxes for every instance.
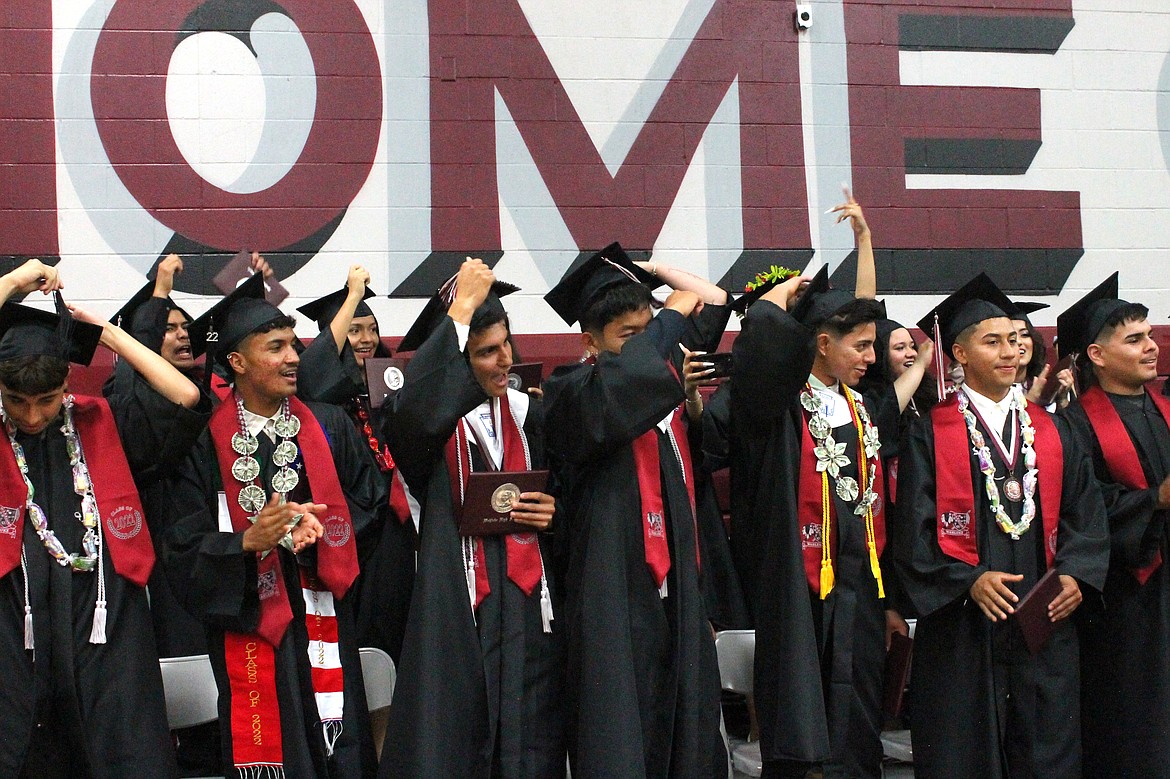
[1019,320,1048,380]
[0,355,69,395]
[469,306,509,337]
[222,314,298,378]
[818,298,884,338]
[580,283,655,334]
[1079,302,1150,387]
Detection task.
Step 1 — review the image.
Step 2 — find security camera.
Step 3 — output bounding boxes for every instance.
[795,3,812,30]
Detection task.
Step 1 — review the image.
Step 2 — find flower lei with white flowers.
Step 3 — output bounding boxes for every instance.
[800,382,885,598]
[957,385,1037,540]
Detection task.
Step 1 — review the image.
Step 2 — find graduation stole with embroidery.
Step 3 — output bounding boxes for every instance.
[797,383,886,600]
[209,393,359,777]
[0,394,154,650]
[444,394,553,631]
[631,400,700,598]
[1078,385,1170,584]
[931,390,1062,568]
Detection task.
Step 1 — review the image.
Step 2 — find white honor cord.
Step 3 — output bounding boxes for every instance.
[21,551,32,653]
[89,515,107,644]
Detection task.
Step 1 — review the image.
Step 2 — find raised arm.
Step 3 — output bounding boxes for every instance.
[730,275,815,423]
[0,258,63,304]
[70,304,201,408]
[327,264,372,354]
[636,261,729,305]
[828,192,875,299]
[892,339,934,413]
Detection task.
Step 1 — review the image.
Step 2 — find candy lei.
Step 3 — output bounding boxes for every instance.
[7,394,100,572]
[800,383,885,599]
[5,393,110,646]
[958,386,1037,540]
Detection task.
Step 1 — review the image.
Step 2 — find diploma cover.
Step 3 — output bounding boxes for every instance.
[459,469,549,536]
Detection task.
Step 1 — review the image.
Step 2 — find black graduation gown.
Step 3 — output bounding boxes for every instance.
[694,383,750,631]
[0,389,184,779]
[543,308,722,779]
[104,362,212,658]
[379,316,565,779]
[893,400,1108,779]
[165,401,385,778]
[1063,391,1170,778]
[728,300,886,776]
[296,337,416,665]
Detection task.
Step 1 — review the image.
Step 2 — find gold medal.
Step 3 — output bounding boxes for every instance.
[491,483,520,514]
[1003,476,1023,503]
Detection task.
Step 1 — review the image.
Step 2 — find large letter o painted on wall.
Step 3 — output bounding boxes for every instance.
[91,0,381,251]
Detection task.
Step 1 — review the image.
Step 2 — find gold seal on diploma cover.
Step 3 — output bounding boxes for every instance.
[491,483,520,514]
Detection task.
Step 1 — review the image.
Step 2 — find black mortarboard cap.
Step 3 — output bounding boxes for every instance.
[544,242,660,326]
[111,277,192,334]
[296,286,376,332]
[0,293,103,367]
[1005,300,1049,329]
[187,272,270,360]
[916,272,1015,358]
[1056,272,1127,358]
[397,276,519,353]
[788,265,857,328]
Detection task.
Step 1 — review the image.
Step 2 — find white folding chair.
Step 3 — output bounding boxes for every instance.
[359,646,397,760]
[160,654,219,731]
[714,630,763,778]
[159,654,223,779]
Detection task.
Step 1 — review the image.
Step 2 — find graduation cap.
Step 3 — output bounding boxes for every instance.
[296,286,377,332]
[110,277,193,334]
[788,265,857,328]
[915,272,1015,359]
[1005,300,1049,329]
[186,272,273,361]
[0,293,104,367]
[397,274,519,353]
[1055,272,1130,358]
[544,242,660,326]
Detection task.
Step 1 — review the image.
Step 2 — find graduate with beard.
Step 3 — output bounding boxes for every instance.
[728,266,902,779]
[1056,274,1170,778]
[379,258,564,779]
[165,281,386,779]
[542,244,724,779]
[894,273,1109,779]
[295,266,417,666]
[0,259,203,778]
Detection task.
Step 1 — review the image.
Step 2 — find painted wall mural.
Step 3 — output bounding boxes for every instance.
[2,0,1168,335]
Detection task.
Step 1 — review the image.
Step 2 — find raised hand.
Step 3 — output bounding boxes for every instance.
[3,258,62,298]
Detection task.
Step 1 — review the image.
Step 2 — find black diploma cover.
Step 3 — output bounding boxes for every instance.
[882,632,914,719]
[459,469,549,536]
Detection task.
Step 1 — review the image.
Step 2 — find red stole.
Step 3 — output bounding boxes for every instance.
[931,393,1061,568]
[0,395,154,587]
[443,394,543,608]
[208,393,359,647]
[796,398,887,595]
[1079,385,1170,583]
[353,400,412,525]
[631,404,699,592]
[211,393,359,774]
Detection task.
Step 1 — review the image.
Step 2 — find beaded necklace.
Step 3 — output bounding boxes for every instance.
[958,386,1037,540]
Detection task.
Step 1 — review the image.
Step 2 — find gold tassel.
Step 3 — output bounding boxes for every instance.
[820,560,835,599]
[868,540,885,599]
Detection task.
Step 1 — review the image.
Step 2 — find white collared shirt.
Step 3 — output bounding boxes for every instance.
[240,406,282,443]
[807,373,854,428]
[961,383,1016,461]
